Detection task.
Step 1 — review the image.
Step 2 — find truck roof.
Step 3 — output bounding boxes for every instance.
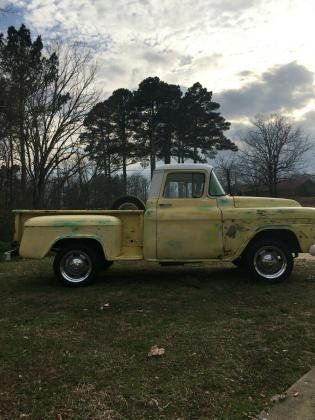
[154,163,213,172]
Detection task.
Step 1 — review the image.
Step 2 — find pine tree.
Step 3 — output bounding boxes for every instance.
[133,77,181,177]
[106,89,136,193]
[81,101,118,179]
[179,82,236,162]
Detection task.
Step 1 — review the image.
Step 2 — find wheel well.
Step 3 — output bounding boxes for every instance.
[245,229,301,254]
[51,238,106,259]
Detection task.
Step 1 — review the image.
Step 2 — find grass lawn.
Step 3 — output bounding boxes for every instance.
[0,257,314,419]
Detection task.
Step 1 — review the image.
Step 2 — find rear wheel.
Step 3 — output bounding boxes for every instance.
[53,245,101,287]
[244,239,293,283]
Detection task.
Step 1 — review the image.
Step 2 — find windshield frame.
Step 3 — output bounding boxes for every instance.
[208,170,226,197]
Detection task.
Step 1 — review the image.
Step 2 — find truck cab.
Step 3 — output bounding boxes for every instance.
[144,164,225,261]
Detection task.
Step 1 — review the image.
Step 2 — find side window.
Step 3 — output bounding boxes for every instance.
[163,172,205,198]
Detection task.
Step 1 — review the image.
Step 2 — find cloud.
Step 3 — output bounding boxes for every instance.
[219,62,315,118]
[4,0,314,118]
[238,70,254,77]
[1,0,266,92]
[20,0,261,35]
[142,50,172,67]
[300,110,315,138]
[213,0,258,13]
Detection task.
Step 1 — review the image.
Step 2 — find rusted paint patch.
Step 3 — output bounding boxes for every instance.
[226,224,248,238]
[257,210,267,217]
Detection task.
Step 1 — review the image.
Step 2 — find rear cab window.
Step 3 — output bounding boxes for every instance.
[163,172,205,198]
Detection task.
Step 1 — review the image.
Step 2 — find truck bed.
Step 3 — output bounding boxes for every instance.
[13,209,145,260]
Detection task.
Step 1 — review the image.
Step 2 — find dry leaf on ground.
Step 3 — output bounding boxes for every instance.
[148,345,165,357]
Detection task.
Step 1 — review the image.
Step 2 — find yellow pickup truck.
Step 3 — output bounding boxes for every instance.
[13,164,315,286]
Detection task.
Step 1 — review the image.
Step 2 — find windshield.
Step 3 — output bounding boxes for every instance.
[209,171,226,196]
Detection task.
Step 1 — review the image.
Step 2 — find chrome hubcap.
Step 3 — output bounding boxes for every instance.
[254,246,287,279]
[60,251,92,283]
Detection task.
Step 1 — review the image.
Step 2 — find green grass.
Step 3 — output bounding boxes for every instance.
[0,258,314,419]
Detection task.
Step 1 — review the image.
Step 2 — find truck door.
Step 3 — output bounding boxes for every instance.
[156,171,223,260]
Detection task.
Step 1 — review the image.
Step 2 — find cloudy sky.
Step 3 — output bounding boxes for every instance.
[1,0,315,166]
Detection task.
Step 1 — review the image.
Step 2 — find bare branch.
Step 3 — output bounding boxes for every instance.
[239,113,312,196]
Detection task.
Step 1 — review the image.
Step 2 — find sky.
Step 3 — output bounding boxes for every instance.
[1,0,315,168]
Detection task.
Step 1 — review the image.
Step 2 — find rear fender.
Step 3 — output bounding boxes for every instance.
[19,215,122,259]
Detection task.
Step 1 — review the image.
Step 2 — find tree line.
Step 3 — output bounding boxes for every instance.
[80,75,237,188]
[0,25,236,204]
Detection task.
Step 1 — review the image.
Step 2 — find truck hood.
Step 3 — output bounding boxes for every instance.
[233,196,301,208]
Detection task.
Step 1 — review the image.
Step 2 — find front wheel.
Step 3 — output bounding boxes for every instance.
[244,239,293,283]
[53,245,101,287]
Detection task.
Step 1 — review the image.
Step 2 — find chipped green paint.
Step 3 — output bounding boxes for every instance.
[96,219,112,225]
[198,204,216,212]
[145,209,156,217]
[52,220,83,232]
[217,196,233,207]
[276,208,296,214]
[167,240,183,249]
[52,217,114,230]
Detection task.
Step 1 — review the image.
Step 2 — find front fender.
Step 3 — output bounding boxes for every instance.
[19,215,122,259]
[221,207,315,260]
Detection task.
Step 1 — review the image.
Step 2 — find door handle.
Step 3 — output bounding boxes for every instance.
[159,203,172,208]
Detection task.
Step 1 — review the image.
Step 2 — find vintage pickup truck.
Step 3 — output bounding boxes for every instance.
[13,164,315,286]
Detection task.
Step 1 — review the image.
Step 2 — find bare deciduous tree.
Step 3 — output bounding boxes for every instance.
[215,151,239,195]
[24,44,97,207]
[240,114,312,197]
